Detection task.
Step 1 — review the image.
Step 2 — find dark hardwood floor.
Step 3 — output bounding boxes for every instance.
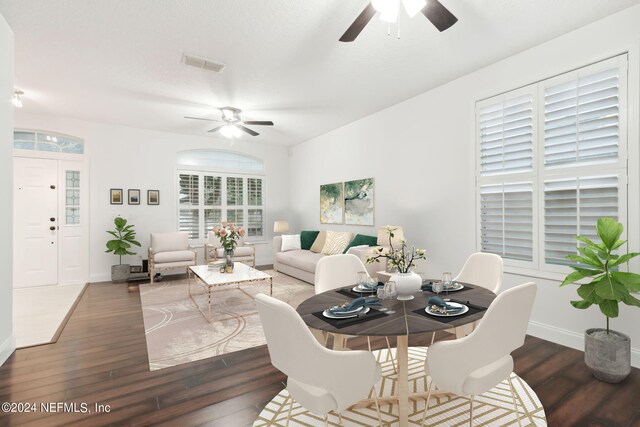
[1,280,638,426]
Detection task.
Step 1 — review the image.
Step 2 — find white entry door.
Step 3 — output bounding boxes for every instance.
[14,157,59,287]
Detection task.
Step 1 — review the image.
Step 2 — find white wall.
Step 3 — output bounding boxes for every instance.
[13,113,291,282]
[0,13,15,365]
[290,6,640,366]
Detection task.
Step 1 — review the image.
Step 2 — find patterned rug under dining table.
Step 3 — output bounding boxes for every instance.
[188,263,273,322]
[296,282,498,427]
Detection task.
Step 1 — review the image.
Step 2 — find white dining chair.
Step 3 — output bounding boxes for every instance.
[315,253,368,294]
[422,282,537,427]
[454,252,503,294]
[430,252,504,344]
[255,294,383,427]
[314,255,397,370]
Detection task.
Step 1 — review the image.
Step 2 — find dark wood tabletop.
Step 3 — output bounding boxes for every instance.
[296,281,497,337]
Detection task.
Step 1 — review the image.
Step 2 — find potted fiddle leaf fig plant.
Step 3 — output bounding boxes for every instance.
[106,217,141,283]
[560,217,640,383]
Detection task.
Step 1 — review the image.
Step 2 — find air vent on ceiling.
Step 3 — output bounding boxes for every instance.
[182,53,226,73]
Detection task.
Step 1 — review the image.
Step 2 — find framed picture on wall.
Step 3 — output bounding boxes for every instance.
[110,188,123,205]
[320,182,344,224]
[128,189,140,205]
[344,177,374,226]
[147,190,160,205]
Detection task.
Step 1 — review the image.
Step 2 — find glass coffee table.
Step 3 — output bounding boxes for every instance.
[188,263,273,322]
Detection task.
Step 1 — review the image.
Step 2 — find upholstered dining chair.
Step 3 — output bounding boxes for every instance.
[422,282,537,427]
[255,294,383,427]
[431,252,504,344]
[315,253,369,294]
[204,231,256,267]
[313,254,369,348]
[314,255,397,371]
[454,252,503,294]
[148,232,196,284]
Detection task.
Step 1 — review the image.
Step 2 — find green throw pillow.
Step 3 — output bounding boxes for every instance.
[343,234,378,254]
[300,230,320,250]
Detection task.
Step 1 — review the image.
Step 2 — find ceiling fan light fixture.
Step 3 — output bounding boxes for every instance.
[221,108,235,121]
[373,0,399,23]
[220,124,241,138]
[12,89,23,108]
[402,0,426,17]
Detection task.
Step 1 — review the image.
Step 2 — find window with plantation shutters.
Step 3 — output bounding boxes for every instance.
[544,67,620,167]
[176,170,266,243]
[479,94,534,175]
[476,54,627,274]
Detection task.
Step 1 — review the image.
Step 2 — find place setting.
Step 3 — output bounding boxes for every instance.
[312,296,389,328]
[412,294,488,323]
[421,272,473,294]
[334,271,385,299]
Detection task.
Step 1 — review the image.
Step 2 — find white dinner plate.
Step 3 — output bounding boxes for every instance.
[323,306,371,319]
[352,285,377,293]
[425,302,469,317]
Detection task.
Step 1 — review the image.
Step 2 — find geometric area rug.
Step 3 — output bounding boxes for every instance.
[139,270,315,371]
[253,347,547,426]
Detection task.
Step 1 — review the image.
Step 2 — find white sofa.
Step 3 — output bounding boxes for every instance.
[273,235,385,284]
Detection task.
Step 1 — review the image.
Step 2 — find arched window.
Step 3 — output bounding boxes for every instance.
[14,130,84,154]
[176,150,266,243]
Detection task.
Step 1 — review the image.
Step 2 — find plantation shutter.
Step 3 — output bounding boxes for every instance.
[178,174,200,239]
[480,182,533,261]
[247,178,264,237]
[227,177,244,206]
[478,93,533,175]
[203,176,222,238]
[544,176,618,265]
[544,67,620,167]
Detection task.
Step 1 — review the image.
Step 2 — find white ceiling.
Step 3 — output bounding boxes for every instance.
[1,0,639,146]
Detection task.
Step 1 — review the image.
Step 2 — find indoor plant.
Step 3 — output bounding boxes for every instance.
[560,217,640,383]
[212,222,246,272]
[366,226,426,300]
[106,217,141,283]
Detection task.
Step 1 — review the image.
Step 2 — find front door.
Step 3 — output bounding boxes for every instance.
[13,157,59,287]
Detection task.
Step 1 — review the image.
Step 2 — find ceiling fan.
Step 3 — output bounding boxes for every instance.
[185,107,274,137]
[339,0,458,42]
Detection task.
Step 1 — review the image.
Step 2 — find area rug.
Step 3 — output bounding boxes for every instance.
[14,283,87,348]
[139,270,315,370]
[254,347,547,426]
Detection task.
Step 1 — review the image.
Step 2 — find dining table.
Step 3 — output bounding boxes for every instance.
[296,281,497,427]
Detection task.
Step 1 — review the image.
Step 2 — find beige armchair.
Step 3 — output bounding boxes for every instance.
[148,232,197,284]
[204,231,255,267]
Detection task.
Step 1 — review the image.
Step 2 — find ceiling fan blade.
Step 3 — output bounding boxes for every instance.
[243,121,274,126]
[339,2,376,42]
[237,125,259,136]
[184,116,221,122]
[207,126,224,133]
[422,0,458,32]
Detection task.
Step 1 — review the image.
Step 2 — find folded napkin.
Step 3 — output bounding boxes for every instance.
[330,297,381,314]
[421,282,433,292]
[427,296,464,313]
[359,281,384,290]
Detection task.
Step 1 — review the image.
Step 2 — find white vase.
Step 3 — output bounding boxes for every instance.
[390,272,422,301]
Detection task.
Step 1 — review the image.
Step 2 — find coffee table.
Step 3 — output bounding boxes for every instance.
[188,263,273,322]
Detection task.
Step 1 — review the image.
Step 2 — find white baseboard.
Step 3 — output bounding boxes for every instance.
[0,334,16,366]
[528,320,640,368]
[256,257,272,267]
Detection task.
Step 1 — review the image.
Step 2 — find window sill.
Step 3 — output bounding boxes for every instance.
[503,265,568,283]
